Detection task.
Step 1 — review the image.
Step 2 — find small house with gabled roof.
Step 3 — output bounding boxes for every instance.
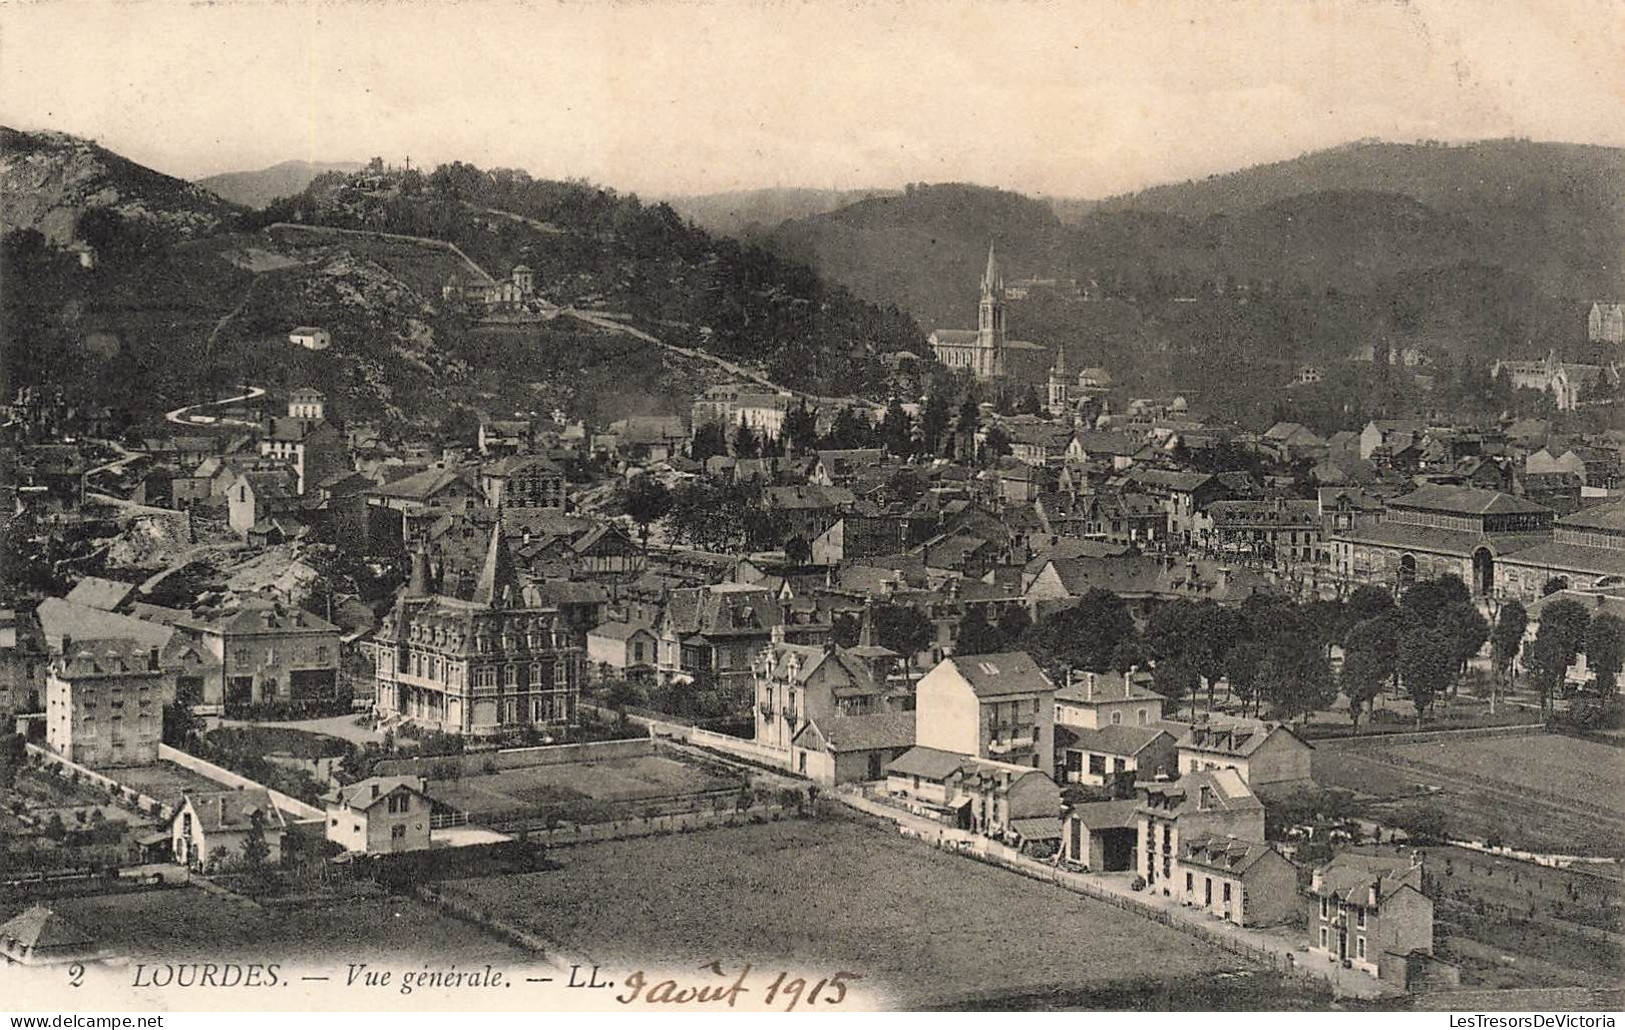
[322,775,432,854]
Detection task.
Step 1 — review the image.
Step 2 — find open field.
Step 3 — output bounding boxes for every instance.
[109,762,230,807]
[445,816,1323,1009]
[1312,732,1625,857]
[263,223,489,296]
[0,886,525,964]
[428,753,740,827]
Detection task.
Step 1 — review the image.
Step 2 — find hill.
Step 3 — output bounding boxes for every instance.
[199,159,364,209]
[3,135,928,438]
[770,183,1068,328]
[662,187,896,238]
[0,126,239,245]
[762,140,1625,427]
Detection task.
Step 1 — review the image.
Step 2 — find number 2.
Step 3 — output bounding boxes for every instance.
[68,963,85,987]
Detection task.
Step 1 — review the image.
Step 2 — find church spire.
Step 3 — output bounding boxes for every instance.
[981,242,1002,297]
[472,520,518,608]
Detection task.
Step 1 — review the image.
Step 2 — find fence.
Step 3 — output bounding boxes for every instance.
[1314,722,1547,749]
[25,743,173,821]
[157,743,324,821]
[374,736,654,779]
[505,801,799,846]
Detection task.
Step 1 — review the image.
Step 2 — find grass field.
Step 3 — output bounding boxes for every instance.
[1312,734,1625,856]
[109,762,231,806]
[263,224,488,296]
[444,816,1319,1009]
[1381,736,1625,819]
[427,753,741,827]
[0,886,524,964]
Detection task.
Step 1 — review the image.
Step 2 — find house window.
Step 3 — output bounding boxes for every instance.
[1320,897,1328,919]
[1184,872,1193,892]
[1356,906,1366,928]
[392,825,406,842]
[1137,708,1147,725]
[1222,882,1232,903]
[1111,711,1122,725]
[1088,754,1105,776]
[1357,937,1366,960]
[1320,927,1328,950]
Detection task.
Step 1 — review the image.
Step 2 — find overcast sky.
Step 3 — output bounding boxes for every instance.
[3,0,1622,199]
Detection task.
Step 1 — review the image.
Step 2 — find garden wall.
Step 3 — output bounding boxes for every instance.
[24,743,173,821]
[157,743,325,821]
[373,736,655,778]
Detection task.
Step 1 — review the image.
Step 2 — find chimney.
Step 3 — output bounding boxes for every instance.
[61,633,73,656]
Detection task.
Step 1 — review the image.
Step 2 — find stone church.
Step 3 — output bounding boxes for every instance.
[928,245,1048,383]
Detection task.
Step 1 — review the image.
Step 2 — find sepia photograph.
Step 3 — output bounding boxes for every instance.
[0,0,1622,1018]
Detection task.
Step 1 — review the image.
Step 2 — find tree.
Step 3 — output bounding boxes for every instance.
[1490,600,1528,687]
[622,475,672,552]
[1341,614,1398,729]
[872,603,934,672]
[920,390,951,455]
[1345,584,1396,626]
[1527,598,1589,714]
[783,535,812,565]
[782,401,819,456]
[878,397,913,457]
[1153,660,1201,721]
[996,605,1032,644]
[1225,641,1267,717]
[241,808,272,873]
[1259,636,1336,723]
[0,733,25,790]
[1586,613,1625,695]
[1542,576,1570,597]
[732,418,760,458]
[822,407,874,450]
[1400,575,1471,627]
[1019,588,1136,674]
[954,606,1005,656]
[1398,625,1456,722]
[1442,600,1491,692]
[691,421,728,464]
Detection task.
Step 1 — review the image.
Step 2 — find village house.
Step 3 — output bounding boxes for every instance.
[171,788,287,872]
[479,453,566,511]
[45,639,174,768]
[0,906,99,967]
[752,636,906,756]
[478,418,535,458]
[655,582,783,700]
[1060,798,1140,871]
[1308,853,1435,983]
[288,326,331,351]
[227,468,302,540]
[790,710,916,785]
[188,600,343,714]
[258,389,349,495]
[1174,834,1299,926]
[884,745,1062,847]
[692,384,793,442]
[585,618,659,682]
[1176,717,1312,794]
[914,652,1055,776]
[322,776,433,854]
[1137,768,1264,896]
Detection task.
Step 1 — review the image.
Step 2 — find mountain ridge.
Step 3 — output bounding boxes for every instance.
[199,159,365,209]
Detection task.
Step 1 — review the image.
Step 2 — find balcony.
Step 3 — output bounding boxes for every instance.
[986,736,1035,755]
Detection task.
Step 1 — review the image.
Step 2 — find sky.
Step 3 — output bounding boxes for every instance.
[2,0,1622,199]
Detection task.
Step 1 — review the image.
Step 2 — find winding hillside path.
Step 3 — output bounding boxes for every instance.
[165,384,266,428]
